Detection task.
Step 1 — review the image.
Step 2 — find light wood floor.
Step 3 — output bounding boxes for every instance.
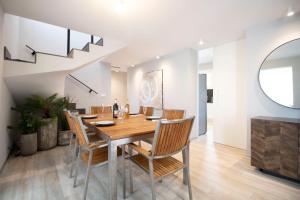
[1,136,300,200]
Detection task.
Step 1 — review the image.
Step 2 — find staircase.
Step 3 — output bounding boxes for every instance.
[3,37,125,103]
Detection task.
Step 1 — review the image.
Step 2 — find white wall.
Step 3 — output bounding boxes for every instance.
[3,14,101,61]
[245,15,300,152]
[111,71,127,105]
[3,14,19,58]
[127,48,198,138]
[65,61,112,112]
[70,30,90,50]
[212,40,247,149]
[3,14,67,61]
[18,16,67,60]
[0,5,16,169]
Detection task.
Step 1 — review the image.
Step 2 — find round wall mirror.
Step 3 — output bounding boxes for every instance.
[259,38,300,109]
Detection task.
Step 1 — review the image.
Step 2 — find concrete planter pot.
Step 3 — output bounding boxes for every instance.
[20,133,37,156]
[58,130,71,146]
[38,118,58,150]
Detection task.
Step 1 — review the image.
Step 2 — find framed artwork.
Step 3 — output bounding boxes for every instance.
[139,70,163,109]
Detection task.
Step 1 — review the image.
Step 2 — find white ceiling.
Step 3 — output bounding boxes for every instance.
[1,0,299,69]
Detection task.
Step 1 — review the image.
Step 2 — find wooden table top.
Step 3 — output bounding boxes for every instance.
[82,114,157,140]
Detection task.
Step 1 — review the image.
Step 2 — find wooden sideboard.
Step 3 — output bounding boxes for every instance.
[251,116,300,180]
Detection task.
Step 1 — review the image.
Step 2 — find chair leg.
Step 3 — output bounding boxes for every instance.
[129,146,133,194]
[184,146,193,200]
[82,150,93,200]
[73,146,81,188]
[149,159,156,200]
[182,149,187,185]
[121,145,126,199]
[68,133,74,154]
[69,137,78,178]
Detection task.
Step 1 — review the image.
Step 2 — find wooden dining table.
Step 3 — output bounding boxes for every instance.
[83,114,157,200]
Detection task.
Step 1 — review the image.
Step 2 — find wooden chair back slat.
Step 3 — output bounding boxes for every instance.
[64,110,76,133]
[91,106,112,114]
[162,109,185,120]
[139,106,143,114]
[65,111,75,133]
[71,115,89,146]
[139,106,154,116]
[152,117,194,157]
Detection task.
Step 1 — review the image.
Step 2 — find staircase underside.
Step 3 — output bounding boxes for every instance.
[5,70,67,104]
[4,38,126,103]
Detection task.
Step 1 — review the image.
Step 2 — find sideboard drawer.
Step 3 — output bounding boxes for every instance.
[251,117,300,180]
[280,122,299,179]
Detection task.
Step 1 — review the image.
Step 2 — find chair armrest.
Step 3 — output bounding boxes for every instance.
[80,140,108,152]
[128,143,151,158]
[89,140,108,149]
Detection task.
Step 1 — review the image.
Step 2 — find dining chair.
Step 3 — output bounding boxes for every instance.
[128,116,195,200]
[162,109,185,120]
[139,106,154,116]
[70,115,123,200]
[65,111,99,178]
[91,106,112,114]
[64,110,79,178]
[143,109,186,144]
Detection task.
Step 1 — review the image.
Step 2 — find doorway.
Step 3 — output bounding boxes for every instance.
[197,48,214,141]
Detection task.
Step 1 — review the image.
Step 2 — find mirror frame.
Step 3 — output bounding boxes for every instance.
[258,38,300,109]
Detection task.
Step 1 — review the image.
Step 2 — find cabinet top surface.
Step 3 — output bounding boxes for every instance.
[252,116,300,124]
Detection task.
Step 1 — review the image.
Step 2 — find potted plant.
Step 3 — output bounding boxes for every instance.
[10,106,44,156]
[25,94,67,150]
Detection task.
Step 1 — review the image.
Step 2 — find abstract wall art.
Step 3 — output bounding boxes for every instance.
[139,70,163,109]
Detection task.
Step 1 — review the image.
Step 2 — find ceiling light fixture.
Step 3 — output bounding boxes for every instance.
[198,40,204,45]
[156,56,160,59]
[131,64,135,67]
[115,0,127,14]
[287,7,295,17]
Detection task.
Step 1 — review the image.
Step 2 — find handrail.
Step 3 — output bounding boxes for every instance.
[68,74,98,94]
[25,45,36,55]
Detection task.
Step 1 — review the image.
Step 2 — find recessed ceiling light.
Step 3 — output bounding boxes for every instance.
[156,56,160,59]
[199,40,204,45]
[287,7,295,17]
[131,65,135,67]
[115,0,126,14]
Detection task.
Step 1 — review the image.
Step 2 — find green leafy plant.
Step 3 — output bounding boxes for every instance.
[56,96,71,131]
[10,94,71,133]
[9,106,44,135]
[24,93,62,119]
[28,94,71,130]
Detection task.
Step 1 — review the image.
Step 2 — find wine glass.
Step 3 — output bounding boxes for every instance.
[100,104,104,118]
[118,106,125,123]
[101,104,104,113]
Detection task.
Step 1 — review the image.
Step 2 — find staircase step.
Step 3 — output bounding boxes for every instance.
[82,43,90,52]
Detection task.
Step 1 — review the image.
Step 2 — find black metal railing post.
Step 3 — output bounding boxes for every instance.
[91,35,94,44]
[67,29,70,54]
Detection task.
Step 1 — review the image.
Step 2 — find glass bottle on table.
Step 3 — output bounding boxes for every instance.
[112,99,119,118]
